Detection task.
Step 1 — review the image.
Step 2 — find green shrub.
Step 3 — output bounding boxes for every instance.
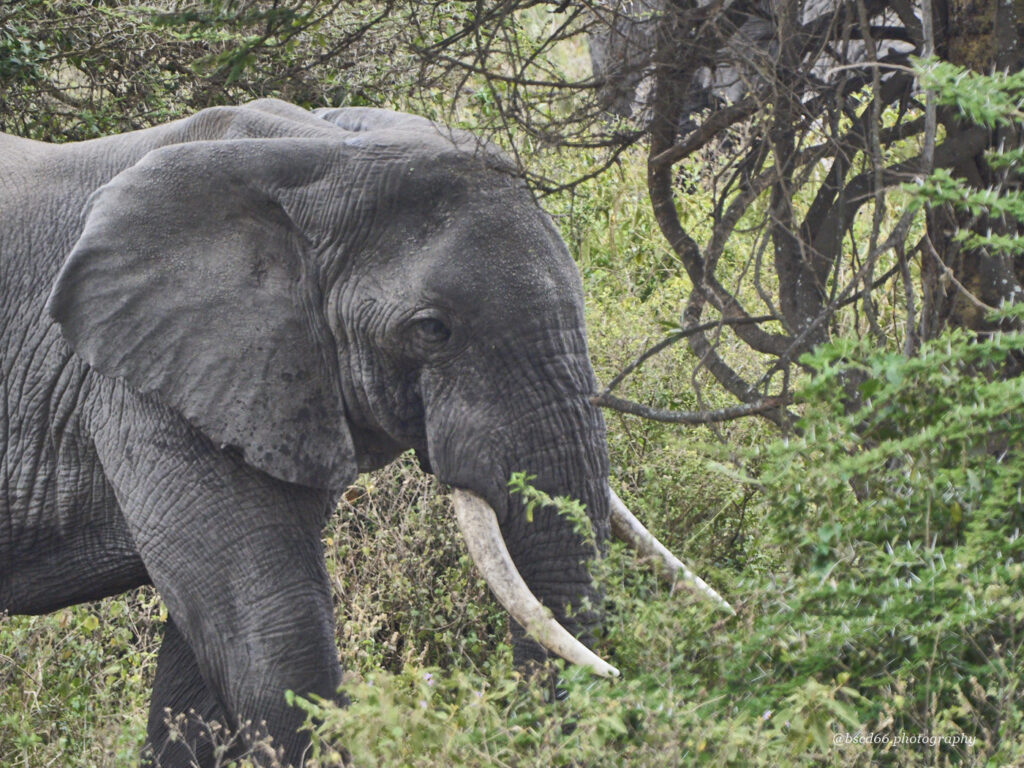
[740,315,1024,765]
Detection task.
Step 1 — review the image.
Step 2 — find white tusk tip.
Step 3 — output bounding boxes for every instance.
[609,487,735,615]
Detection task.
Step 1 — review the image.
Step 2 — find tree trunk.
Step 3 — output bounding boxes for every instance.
[922,0,1024,338]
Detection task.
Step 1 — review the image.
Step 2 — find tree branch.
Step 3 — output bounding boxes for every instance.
[599,314,776,396]
[591,393,791,424]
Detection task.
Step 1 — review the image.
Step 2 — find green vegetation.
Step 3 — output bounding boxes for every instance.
[3,7,1024,767]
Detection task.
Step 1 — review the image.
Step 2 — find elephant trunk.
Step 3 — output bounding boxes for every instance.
[434,376,735,677]
[434,382,612,673]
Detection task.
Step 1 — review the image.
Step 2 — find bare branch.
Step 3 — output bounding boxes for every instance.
[599,314,776,396]
[591,393,791,424]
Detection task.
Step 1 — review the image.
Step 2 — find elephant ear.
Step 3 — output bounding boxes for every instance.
[47,139,358,491]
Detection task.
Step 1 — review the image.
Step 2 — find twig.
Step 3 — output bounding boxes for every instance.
[754,217,916,390]
[599,315,776,396]
[923,234,999,314]
[649,99,760,167]
[898,241,919,356]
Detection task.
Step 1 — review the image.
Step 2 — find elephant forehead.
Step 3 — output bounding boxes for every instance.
[343,153,585,324]
[426,209,583,321]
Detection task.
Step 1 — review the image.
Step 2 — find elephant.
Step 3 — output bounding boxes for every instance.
[0,99,727,766]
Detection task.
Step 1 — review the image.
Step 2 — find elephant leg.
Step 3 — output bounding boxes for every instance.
[144,617,229,768]
[90,391,341,767]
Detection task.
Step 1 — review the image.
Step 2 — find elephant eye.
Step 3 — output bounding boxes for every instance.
[410,315,451,347]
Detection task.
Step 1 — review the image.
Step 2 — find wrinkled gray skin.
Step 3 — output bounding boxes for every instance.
[0,100,609,767]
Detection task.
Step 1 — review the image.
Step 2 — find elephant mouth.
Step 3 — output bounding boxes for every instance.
[451,486,734,678]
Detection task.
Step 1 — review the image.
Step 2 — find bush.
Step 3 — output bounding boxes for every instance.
[741,317,1024,765]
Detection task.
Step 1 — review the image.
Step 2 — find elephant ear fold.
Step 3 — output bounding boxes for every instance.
[46,139,358,491]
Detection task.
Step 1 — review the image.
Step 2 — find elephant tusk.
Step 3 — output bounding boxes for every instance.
[609,488,735,615]
[452,489,620,679]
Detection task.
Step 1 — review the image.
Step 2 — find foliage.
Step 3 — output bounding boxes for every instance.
[910,58,1024,259]
[0,0,411,140]
[508,471,594,544]
[325,456,508,676]
[917,59,1024,129]
[759,316,1024,746]
[0,593,161,766]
